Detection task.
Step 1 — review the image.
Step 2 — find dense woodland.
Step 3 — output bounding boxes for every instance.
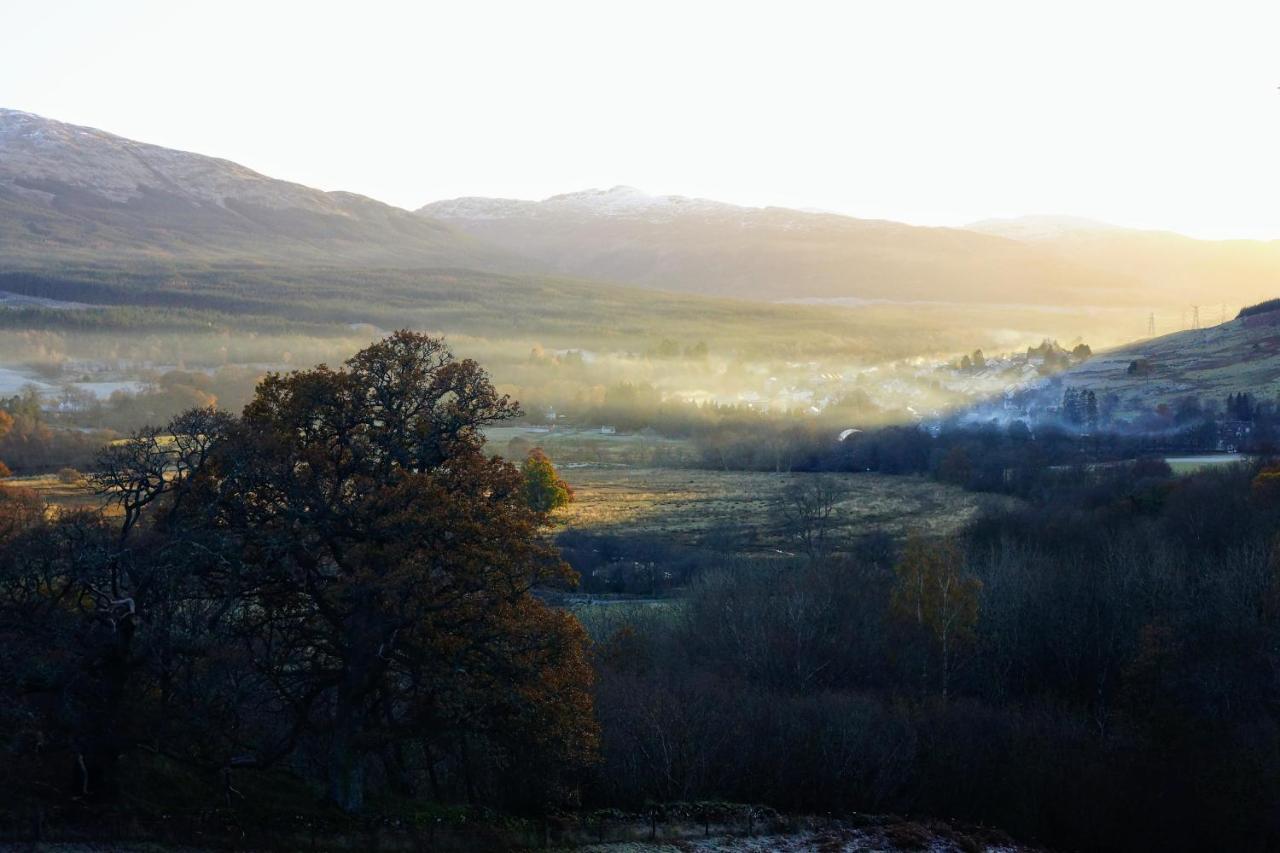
[3,333,1280,851]
[582,456,1280,851]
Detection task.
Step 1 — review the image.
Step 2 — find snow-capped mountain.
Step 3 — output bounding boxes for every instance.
[0,108,514,269]
[1,108,345,212]
[6,106,1272,311]
[422,185,896,230]
[419,187,1136,305]
[424,186,746,223]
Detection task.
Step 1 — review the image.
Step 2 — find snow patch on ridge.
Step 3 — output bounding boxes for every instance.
[0,108,350,214]
[419,185,833,228]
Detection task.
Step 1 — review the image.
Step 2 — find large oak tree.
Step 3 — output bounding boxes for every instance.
[179,331,598,811]
[0,332,597,814]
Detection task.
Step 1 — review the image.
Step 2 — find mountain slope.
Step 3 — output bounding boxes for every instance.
[418,186,1142,306]
[1043,304,1280,415]
[0,108,515,269]
[965,215,1122,241]
[966,215,1280,309]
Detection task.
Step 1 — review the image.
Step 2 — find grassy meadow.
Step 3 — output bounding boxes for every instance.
[5,471,108,516]
[555,466,996,552]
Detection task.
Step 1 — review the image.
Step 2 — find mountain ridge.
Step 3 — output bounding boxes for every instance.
[418,186,1142,305]
[0,108,520,270]
[7,106,1280,314]
[964,212,1280,310]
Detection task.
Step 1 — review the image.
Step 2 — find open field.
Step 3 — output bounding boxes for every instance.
[556,466,999,551]
[1164,453,1256,475]
[9,463,1003,550]
[3,472,110,516]
[486,425,695,466]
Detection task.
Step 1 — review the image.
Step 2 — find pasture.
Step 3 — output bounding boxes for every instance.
[486,425,695,467]
[3,471,109,516]
[1164,453,1255,475]
[5,462,1002,554]
[556,466,997,552]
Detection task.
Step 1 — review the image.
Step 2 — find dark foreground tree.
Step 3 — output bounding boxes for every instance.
[0,331,597,815]
[179,331,598,811]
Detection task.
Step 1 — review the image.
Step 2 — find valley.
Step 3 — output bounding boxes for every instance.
[2,93,1280,853]
[3,108,1269,454]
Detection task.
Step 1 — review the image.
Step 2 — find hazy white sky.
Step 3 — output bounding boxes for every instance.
[5,0,1280,238]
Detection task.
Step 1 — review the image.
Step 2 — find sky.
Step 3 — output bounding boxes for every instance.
[5,0,1280,239]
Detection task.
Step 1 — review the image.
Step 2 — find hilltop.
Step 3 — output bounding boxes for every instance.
[1025,299,1280,418]
[0,109,516,270]
[7,105,1280,320]
[966,214,1280,308]
[420,186,1138,306]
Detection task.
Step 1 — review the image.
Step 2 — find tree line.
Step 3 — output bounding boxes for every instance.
[584,456,1280,851]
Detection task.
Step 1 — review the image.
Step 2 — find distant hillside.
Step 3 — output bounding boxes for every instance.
[966,214,1280,309]
[0,109,517,270]
[1051,305,1280,409]
[11,106,1273,320]
[419,186,1141,306]
[965,214,1122,241]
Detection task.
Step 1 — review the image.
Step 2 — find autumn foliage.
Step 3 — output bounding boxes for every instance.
[522,447,575,512]
[0,331,597,815]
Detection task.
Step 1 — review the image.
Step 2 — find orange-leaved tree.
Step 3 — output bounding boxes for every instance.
[522,447,575,512]
[0,407,14,477]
